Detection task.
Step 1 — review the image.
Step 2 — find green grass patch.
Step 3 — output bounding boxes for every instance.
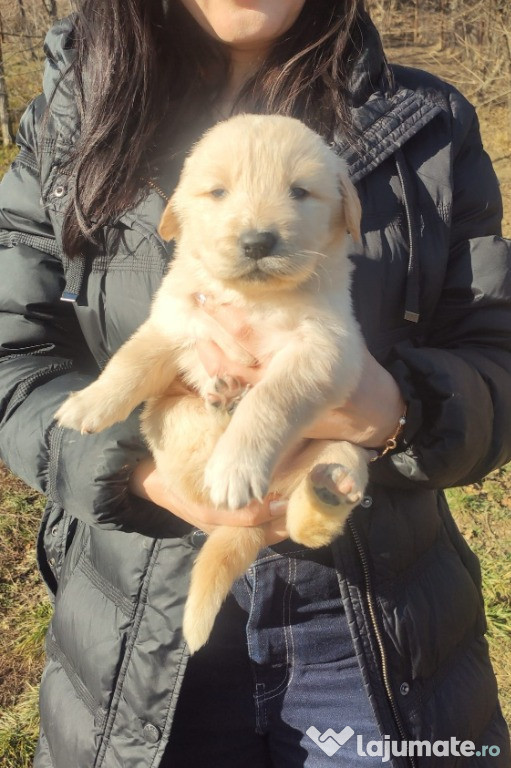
[0,686,40,768]
[0,466,50,765]
[447,465,511,723]
[0,146,19,177]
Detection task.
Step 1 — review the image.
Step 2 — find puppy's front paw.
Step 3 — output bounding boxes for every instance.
[55,385,123,434]
[204,439,270,509]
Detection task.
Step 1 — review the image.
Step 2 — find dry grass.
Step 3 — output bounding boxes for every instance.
[0,467,49,768]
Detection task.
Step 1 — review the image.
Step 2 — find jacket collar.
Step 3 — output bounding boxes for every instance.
[335,12,446,183]
[333,13,449,326]
[337,87,444,184]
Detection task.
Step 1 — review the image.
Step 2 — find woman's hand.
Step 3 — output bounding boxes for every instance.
[129,458,289,546]
[197,301,406,450]
[304,346,406,448]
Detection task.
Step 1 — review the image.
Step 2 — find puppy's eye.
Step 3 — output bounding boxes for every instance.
[289,186,310,200]
[210,188,227,199]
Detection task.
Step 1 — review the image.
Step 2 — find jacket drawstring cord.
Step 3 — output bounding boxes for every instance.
[395,148,421,323]
[60,254,86,303]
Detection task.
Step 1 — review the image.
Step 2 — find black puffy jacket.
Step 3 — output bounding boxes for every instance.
[0,15,510,768]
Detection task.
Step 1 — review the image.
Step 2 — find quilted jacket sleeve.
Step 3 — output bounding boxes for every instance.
[0,56,172,535]
[371,95,511,489]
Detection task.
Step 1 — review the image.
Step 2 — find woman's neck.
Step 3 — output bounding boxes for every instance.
[216,44,268,118]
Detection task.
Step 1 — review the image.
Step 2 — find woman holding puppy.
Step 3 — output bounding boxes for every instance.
[0,0,510,766]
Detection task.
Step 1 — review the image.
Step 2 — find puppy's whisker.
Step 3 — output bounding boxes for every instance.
[312,260,330,276]
[296,249,328,260]
[309,260,337,290]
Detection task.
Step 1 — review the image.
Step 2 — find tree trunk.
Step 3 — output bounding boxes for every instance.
[497,5,511,133]
[17,0,37,62]
[0,54,13,146]
[0,13,12,147]
[42,0,58,22]
[17,0,27,25]
[413,0,421,44]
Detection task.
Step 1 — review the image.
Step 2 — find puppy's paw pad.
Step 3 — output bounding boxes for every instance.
[310,463,363,507]
[205,376,248,415]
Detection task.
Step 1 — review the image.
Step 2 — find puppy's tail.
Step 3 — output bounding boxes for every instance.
[183,525,265,654]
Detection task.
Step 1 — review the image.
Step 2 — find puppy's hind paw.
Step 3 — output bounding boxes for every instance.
[310,463,363,507]
[286,463,364,548]
[205,375,249,416]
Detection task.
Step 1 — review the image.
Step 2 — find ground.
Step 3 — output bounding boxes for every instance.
[0,37,510,768]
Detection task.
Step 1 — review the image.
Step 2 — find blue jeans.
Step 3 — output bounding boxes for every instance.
[162,540,384,767]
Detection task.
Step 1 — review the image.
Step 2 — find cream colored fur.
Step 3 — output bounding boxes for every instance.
[56,114,369,653]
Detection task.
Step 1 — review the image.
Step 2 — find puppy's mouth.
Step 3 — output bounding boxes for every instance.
[239,253,305,281]
[235,230,309,282]
[241,264,272,282]
[198,230,318,287]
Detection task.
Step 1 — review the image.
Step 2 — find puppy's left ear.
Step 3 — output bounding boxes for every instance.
[338,173,362,244]
[158,198,180,241]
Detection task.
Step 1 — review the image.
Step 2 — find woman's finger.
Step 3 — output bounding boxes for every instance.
[196,338,265,385]
[201,298,254,343]
[196,339,227,377]
[261,516,290,546]
[184,500,289,544]
[193,495,288,528]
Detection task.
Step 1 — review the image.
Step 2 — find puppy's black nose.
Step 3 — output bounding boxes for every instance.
[240,230,278,260]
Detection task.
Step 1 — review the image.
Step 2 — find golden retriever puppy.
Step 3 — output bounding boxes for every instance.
[56,114,370,652]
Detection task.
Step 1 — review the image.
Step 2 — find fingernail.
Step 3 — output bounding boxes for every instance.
[269,499,288,516]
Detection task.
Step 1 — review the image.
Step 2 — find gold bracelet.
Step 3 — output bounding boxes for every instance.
[370,408,408,462]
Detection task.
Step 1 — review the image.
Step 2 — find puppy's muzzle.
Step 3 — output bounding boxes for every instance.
[240,230,279,260]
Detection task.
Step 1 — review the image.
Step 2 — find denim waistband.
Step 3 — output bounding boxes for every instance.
[254,538,335,567]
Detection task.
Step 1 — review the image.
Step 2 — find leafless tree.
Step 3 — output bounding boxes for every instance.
[0,11,13,146]
[368,0,511,125]
[0,0,72,144]
[0,0,509,146]
[42,0,58,22]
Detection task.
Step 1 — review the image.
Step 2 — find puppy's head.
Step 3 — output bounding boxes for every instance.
[159,114,361,291]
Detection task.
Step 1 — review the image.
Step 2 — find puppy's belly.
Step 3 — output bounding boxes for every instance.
[140,390,347,509]
[175,347,213,397]
[141,392,229,503]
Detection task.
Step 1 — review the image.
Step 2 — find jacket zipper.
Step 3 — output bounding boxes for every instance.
[348,518,417,768]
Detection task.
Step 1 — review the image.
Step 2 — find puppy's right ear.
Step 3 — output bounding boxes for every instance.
[338,173,362,244]
[158,199,180,241]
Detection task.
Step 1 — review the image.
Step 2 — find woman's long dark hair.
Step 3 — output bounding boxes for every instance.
[61,0,367,257]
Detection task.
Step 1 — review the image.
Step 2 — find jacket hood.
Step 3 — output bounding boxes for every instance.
[348,10,391,106]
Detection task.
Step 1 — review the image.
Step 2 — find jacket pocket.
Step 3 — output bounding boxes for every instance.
[37,499,77,598]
